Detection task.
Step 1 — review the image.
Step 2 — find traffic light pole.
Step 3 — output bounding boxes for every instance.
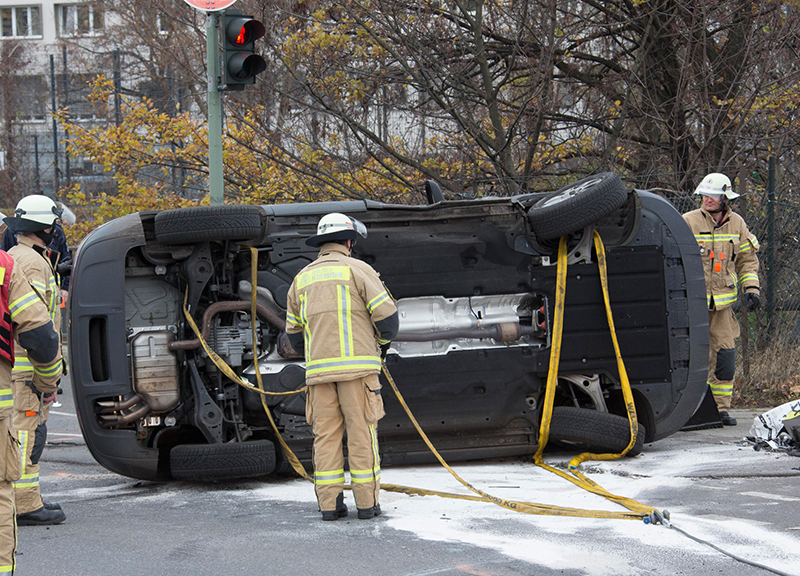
[206,12,225,206]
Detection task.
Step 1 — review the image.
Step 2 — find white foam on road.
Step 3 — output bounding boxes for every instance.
[240,452,798,576]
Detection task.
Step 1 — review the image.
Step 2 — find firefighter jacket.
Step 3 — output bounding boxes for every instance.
[8,236,61,376]
[683,206,760,310]
[0,250,62,420]
[285,242,397,386]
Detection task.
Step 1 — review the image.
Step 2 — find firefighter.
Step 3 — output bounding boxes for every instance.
[0,243,63,573]
[3,195,67,524]
[284,213,399,520]
[683,173,761,426]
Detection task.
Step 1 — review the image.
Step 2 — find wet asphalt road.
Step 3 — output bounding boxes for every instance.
[15,373,800,576]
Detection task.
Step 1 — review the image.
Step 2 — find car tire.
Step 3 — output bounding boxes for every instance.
[527,173,628,240]
[154,205,264,244]
[170,439,277,480]
[547,406,645,456]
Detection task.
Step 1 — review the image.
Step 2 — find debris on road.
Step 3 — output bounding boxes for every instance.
[747,399,800,455]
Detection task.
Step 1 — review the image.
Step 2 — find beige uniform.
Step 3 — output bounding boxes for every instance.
[683,206,760,410]
[8,236,61,515]
[286,242,397,512]
[0,254,63,575]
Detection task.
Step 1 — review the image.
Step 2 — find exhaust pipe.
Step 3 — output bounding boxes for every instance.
[394,322,539,342]
[98,403,152,427]
[95,394,144,414]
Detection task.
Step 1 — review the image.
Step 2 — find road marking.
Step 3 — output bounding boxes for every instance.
[740,491,800,502]
[48,410,77,417]
[48,433,83,438]
[455,567,494,576]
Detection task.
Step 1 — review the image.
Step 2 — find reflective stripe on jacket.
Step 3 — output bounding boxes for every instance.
[286,242,397,385]
[9,236,61,372]
[0,259,62,419]
[683,206,760,310]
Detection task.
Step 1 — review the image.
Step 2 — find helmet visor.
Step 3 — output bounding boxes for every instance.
[351,217,367,240]
[59,203,77,225]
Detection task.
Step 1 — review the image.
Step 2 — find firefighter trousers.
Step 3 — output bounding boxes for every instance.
[708,307,740,411]
[306,374,384,512]
[0,417,19,575]
[12,379,50,515]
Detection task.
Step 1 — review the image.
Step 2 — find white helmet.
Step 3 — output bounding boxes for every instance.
[694,173,739,199]
[4,195,60,233]
[306,212,368,247]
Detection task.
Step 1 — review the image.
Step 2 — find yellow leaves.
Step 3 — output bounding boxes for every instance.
[86,75,115,105]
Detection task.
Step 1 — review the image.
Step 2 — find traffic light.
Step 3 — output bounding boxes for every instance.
[222,11,266,90]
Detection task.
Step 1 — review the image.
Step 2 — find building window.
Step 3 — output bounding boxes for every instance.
[17,75,48,121]
[57,2,104,37]
[57,73,102,121]
[1,6,42,38]
[0,75,47,122]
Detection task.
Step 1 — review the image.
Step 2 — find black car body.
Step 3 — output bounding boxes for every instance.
[68,174,708,481]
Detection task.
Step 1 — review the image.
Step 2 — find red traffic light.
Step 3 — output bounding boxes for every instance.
[222,13,267,89]
[225,17,264,46]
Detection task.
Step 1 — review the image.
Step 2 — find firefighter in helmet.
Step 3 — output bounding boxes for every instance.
[683,174,761,426]
[3,195,66,524]
[284,213,399,520]
[0,231,63,572]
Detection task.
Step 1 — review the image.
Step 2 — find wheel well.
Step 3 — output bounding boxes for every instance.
[606,388,655,443]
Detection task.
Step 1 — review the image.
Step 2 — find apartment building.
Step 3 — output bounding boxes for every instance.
[2,1,104,43]
[0,1,113,202]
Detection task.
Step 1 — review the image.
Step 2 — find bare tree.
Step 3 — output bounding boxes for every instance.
[54,0,800,202]
[0,40,35,204]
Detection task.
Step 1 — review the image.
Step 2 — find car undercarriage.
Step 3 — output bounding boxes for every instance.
[68,175,708,481]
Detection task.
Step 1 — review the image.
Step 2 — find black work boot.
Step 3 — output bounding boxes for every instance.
[43,501,62,511]
[357,504,382,520]
[719,411,737,426]
[17,506,66,526]
[321,493,348,521]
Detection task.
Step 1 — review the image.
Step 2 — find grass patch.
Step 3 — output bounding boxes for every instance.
[735,324,800,408]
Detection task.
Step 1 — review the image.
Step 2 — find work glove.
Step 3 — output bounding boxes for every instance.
[380,343,391,359]
[57,260,73,276]
[277,331,303,359]
[744,291,761,311]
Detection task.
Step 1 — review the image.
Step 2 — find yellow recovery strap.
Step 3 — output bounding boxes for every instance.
[182,242,664,520]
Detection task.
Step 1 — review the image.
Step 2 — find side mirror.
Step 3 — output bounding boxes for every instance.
[424,180,445,204]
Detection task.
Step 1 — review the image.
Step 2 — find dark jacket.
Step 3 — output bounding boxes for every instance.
[1,222,71,291]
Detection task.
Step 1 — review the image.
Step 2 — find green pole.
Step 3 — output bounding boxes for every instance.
[766,155,775,326]
[207,12,224,205]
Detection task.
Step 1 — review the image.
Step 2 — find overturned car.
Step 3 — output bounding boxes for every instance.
[68,173,708,481]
